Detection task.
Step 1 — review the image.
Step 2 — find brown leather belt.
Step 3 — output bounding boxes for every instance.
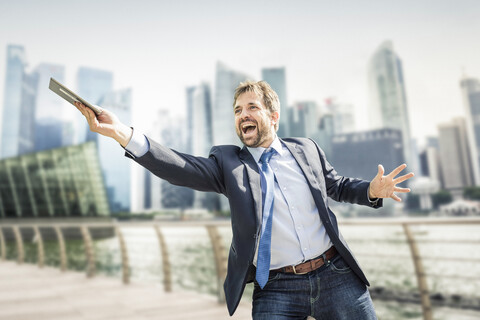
[272,246,337,275]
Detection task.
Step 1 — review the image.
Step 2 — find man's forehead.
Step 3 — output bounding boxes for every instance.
[234,91,263,107]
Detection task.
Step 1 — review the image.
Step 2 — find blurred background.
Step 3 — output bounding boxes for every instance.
[0,1,479,319]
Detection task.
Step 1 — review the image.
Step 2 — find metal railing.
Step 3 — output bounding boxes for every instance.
[0,217,479,320]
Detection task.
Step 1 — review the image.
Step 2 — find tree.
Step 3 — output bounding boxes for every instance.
[406,194,420,210]
[431,190,453,209]
[464,186,480,201]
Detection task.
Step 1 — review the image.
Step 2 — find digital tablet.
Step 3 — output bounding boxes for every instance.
[49,77,103,115]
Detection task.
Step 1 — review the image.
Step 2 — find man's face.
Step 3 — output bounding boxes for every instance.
[234,91,279,148]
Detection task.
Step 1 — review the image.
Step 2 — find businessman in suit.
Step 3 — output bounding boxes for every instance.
[75,80,413,319]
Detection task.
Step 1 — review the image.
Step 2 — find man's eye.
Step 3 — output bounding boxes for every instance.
[234,109,241,114]
[250,106,257,110]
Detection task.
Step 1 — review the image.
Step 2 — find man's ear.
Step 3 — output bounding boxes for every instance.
[271,111,280,125]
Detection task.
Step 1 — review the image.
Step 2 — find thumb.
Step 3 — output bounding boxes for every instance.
[376,164,385,178]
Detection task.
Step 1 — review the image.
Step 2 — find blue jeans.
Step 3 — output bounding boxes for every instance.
[252,254,377,320]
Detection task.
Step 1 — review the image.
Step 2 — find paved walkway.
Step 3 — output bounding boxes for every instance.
[0,261,251,320]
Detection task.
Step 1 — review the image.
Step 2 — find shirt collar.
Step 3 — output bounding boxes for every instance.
[247,136,284,164]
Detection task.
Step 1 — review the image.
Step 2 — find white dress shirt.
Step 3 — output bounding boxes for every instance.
[247,137,333,269]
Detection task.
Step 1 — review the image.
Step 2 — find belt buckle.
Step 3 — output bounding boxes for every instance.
[292,265,308,275]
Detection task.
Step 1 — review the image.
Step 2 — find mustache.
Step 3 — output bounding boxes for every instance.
[239,118,257,126]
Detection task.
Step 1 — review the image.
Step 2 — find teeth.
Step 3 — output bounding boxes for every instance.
[242,123,255,128]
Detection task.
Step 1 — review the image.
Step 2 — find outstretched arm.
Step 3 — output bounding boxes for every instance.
[369,164,414,202]
[74,102,133,147]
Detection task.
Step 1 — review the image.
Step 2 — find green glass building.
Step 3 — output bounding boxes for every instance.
[0,142,109,218]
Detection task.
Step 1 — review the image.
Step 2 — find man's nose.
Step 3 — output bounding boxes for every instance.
[239,108,250,118]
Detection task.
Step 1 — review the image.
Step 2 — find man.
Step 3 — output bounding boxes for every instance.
[75,80,413,319]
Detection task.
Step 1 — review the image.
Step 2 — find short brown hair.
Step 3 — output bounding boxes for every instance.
[233,80,280,130]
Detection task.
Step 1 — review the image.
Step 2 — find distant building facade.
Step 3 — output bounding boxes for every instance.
[368,41,413,171]
[438,118,475,192]
[33,63,69,152]
[96,88,132,213]
[419,137,443,187]
[262,67,289,137]
[324,98,356,135]
[1,45,36,158]
[460,76,480,185]
[0,142,109,218]
[75,67,113,144]
[187,83,219,211]
[331,128,404,181]
[213,62,251,147]
[289,101,319,138]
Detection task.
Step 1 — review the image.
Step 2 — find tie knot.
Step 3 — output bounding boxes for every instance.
[260,148,275,164]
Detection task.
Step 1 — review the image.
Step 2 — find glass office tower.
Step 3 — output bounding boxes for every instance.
[262,67,289,137]
[75,67,113,144]
[95,88,132,213]
[368,41,413,171]
[1,45,28,158]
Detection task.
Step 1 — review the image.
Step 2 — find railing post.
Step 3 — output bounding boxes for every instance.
[154,225,172,292]
[115,226,130,284]
[403,223,433,320]
[12,226,24,264]
[33,226,44,268]
[206,225,227,303]
[80,226,95,278]
[0,227,5,261]
[54,226,67,271]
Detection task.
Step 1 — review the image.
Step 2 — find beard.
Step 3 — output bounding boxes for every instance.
[236,119,273,148]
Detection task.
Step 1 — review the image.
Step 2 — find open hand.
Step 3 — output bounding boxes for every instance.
[369,164,414,202]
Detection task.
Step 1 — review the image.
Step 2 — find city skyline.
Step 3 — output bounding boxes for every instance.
[1,1,479,148]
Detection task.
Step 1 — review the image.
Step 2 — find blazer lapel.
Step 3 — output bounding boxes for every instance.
[281,139,331,223]
[239,147,262,228]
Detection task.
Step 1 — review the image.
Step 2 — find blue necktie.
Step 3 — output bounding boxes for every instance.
[256,148,276,289]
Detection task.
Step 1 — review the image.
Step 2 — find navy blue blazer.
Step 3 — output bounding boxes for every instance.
[127,136,382,316]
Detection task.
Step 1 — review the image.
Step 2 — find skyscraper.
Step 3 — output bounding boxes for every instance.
[143,110,193,211]
[438,118,475,192]
[1,45,31,158]
[262,67,289,137]
[187,83,219,210]
[75,67,113,144]
[96,88,132,213]
[18,71,38,155]
[33,63,68,152]
[213,62,251,147]
[368,41,413,170]
[289,101,319,138]
[460,76,480,185]
[324,98,356,135]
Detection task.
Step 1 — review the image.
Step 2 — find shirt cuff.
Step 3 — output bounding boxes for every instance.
[125,128,150,158]
[367,186,380,206]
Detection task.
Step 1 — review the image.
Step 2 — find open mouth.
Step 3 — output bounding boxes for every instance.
[241,123,257,135]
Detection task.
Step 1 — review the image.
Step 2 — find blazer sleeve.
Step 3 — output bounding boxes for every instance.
[125,136,226,195]
[310,138,382,208]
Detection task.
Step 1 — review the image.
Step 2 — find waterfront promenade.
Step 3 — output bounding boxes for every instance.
[1,218,479,320]
[0,261,251,320]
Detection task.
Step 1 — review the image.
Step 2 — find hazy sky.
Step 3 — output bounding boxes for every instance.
[1,0,479,146]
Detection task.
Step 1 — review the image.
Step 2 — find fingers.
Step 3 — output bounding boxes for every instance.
[394,187,411,193]
[393,172,415,184]
[391,193,402,202]
[74,102,86,115]
[387,163,407,178]
[75,102,98,130]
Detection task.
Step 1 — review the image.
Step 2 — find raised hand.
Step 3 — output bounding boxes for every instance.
[369,164,414,202]
[74,102,132,147]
